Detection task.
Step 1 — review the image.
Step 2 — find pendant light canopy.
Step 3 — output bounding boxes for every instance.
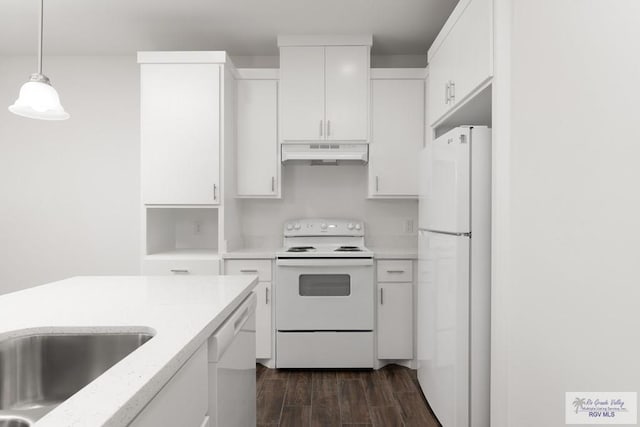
[8,0,69,120]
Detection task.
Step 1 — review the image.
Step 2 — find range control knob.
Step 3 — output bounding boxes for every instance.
[286,224,294,231]
[347,223,354,230]
[294,223,301,230]
[321,223,328,230]
[355,223,362,231]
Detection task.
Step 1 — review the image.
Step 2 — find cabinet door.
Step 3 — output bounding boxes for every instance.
[141,64,220,205]
[237,80,279,197]
[451,0,493,106]
[255,282,272,359]
[428,34,455,126]
[369,79,423,197]
[280,47,325,141]
[325,46,369,141]
[377,282,413,359]
[130,345,208,427]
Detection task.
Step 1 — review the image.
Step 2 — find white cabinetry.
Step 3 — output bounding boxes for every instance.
[140,62,221,205]
[236,76,280,197]
[224,259,273,360]
[428,0,493,125]
[279,36,371,142]
[369,74,423,198]
[130,344,208,427]
[377,260,414,360]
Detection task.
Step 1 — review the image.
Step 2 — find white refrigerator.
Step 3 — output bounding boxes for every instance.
[417,126,491,427]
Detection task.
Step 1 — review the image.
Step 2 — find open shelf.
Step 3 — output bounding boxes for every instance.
[145,207,219,257]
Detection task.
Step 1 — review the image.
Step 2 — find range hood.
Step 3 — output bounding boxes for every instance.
[281,143,368,164]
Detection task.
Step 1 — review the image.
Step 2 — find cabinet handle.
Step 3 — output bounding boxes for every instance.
[240,269,258,273]
[170,269,189,274]
[271,176,275,192]
[380,288,384,305]
[213,184,218,201]
[386,270,405,274]
[327,120,331,137]
[445,82,450,104]
[319,120,323,137]
[376,176,380,192]
[265,287,270,304]
[450,81,455,103]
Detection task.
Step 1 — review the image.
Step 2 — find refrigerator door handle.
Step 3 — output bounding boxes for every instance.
[421,229,471,237]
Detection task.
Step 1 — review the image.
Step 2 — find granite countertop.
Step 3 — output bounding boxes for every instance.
[0,275,258,427]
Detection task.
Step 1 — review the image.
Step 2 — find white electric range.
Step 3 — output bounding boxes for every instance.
[275,218,375,368]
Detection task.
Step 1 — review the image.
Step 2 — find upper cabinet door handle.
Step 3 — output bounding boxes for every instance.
[271,176,275,192]
[213,184,218,201]
[327,120,331,137]
[445,82,450,104]
[319,120,323,137]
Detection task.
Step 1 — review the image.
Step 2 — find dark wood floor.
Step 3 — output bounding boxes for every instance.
[256,364,441,427]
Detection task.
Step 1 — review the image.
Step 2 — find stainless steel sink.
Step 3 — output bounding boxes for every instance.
[0,332,153,425]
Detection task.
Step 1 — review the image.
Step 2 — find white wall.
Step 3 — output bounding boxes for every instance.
[493,1,640,425]
[238,163,418,249]
[0,55,140,294]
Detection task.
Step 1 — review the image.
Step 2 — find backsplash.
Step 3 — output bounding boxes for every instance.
[237,162,418,249]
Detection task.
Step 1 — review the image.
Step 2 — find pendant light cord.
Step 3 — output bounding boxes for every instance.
[38,0,43,74]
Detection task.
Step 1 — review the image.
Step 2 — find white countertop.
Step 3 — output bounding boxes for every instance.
[0,275,258,427]
[221,248,417,260]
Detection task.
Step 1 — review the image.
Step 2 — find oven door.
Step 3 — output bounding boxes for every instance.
[276,258,374,331]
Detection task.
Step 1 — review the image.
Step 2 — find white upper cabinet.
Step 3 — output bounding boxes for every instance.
[279,36,371,142]
[279,47,325,141]
[428,0,493,125]
[236,77,280,197]
[324,46,370,141]
[140,62,221,205]
[369,76,424,198]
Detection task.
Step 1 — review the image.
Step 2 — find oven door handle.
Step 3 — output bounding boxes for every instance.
[276,258,374,267]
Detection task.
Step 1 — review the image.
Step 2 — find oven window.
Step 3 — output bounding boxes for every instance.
[299,274,351,296]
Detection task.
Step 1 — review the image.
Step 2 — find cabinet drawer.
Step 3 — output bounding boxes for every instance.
[377,260,413,282]
[143,259,220,275]
[224,259,272,282]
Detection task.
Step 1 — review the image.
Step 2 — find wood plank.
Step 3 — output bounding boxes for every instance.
[370,406,405,427]
[285,371,313,406]
[383,365,417,392]
[362,371,396,407]
[257,379,287,424]
[311,389,342,427]
[395,391,439,427]
[281,405,311,427]
[265,368,292,380]
[339,379,372,424]
[312,370,338,393]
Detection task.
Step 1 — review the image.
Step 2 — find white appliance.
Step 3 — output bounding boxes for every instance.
[281,142,368,163]
[417,126,491,427]
[208,292,257,427]
[275,218,374,368]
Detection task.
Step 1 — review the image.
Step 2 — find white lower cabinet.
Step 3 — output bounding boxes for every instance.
[377,260,414,360]
[223,259,273,360]
[130,344,208,427]
[254,282,273,359]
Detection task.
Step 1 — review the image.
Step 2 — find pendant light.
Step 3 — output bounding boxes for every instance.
[8,0,69,120]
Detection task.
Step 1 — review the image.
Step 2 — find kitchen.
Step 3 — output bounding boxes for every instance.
[1,0,639,427]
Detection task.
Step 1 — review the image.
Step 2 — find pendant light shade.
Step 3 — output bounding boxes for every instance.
[9,73,69,120]
[8,0,69,120]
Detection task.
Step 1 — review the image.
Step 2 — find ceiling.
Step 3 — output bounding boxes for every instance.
[0,0,458,56]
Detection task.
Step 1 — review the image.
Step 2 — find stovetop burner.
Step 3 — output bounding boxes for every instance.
[335,246,363,252]
[287,246,316,253]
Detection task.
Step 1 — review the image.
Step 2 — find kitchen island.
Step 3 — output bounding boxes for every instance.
[0,275,258,427]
